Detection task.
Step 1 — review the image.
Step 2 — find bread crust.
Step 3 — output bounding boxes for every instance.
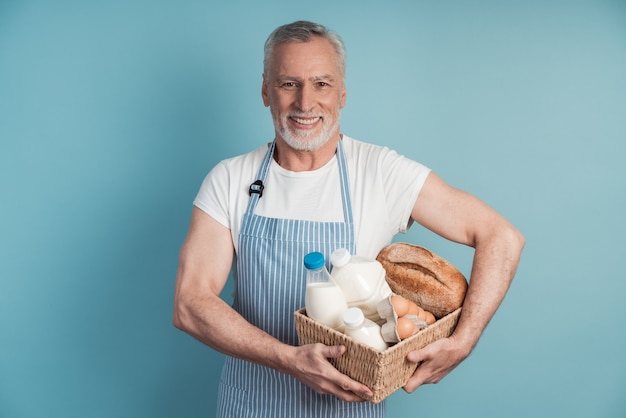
[376,243,467,318]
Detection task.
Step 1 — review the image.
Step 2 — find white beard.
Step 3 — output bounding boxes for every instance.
[274,112,340,152]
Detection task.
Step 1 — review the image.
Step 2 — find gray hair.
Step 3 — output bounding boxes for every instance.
[263,21,347,79]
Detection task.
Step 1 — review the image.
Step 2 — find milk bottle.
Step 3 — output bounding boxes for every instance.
[304,252,348,331]
[330,248,392,322]
[342,307,389,351]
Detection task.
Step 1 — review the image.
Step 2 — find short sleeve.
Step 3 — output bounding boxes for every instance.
[378,147,431,233]
[193,161,231,228]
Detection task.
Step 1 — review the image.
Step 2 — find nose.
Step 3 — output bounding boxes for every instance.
[296,83,314,112]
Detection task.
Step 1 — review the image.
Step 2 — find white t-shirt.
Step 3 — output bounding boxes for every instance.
[193,135,431,259]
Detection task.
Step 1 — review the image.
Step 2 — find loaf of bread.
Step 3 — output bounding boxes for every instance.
[376,243,468,319]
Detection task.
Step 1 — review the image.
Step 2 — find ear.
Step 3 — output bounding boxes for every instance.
[340,84,347,108]
[261,74,270,107]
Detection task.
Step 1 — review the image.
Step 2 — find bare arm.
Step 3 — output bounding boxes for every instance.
[404,172,525,392]
[172,206,373,401]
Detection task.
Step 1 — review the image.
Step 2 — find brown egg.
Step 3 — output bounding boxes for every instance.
[390,295,409,317]
[406,302,418,316]
[417,308,428,323]
[423,310,436,325]
[396,317,416,340]
[406,301,421,316]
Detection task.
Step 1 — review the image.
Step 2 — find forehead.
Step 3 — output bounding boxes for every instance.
[268,37,341,78]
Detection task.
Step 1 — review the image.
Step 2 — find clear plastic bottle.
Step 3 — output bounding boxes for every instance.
[342,307,389,351]
[304,252,348,331]
[330,248,392,322]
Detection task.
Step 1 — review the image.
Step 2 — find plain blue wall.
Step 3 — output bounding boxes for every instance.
[1,1,625,417]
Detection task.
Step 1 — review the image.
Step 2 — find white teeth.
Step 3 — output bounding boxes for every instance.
[292,117,320,125]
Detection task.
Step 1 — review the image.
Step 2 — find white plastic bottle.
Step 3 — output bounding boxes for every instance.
[304,252,348,331]
[342,307,388,351]
[330,248,392,322]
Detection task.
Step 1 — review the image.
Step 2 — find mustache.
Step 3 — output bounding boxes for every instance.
[288,112,322,118]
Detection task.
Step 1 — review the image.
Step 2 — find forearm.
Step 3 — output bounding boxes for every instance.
[404,172,525,391]
[174,280,373,401]
[172,211,295,373]
[173,209,372,401]
[173,286,295,373]
[451,224,525,352]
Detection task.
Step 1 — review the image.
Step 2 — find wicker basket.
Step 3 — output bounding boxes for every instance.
[294,307,461,403]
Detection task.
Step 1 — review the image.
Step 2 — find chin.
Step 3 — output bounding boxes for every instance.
[280,124,340,152]
[279,131,330,151]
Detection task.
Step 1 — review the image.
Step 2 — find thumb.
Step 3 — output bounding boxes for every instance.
[324,345,346,359]
[407,346,429,364]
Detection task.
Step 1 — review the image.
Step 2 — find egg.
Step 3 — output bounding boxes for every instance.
[390,295,410,317]
[424,310,436,325]
[406,301,420,316]
[396,317,416,340]
[417,308,428,323]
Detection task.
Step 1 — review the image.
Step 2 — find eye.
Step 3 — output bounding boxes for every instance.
[281,82,299,89]
[316,81,329,88]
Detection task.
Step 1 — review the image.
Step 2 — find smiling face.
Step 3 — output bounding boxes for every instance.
[262,36,347,152]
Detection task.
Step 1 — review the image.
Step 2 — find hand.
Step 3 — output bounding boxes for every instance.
[287,343,373,402]
[403,336,470,393]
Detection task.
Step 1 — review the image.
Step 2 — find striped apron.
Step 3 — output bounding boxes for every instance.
[216,140,387,417]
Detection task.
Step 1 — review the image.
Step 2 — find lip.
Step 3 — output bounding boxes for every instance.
[289,116,321,129]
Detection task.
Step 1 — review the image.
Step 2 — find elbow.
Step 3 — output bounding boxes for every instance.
[172,300,185,331]
[172,291,193,333]
[517,230,526,253]
[499,222,526,268]
[172,264,201,334]
[172,283,219,337]
[479,218,526,257]
[510,224,526,255]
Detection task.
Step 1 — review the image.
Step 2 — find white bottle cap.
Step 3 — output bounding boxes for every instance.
[330,248,351,268]
[342,307,365,329]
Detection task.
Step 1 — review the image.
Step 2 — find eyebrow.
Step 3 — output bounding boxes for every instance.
[276,74,337,83]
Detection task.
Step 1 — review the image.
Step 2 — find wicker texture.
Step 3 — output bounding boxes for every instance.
[294,307,461,403]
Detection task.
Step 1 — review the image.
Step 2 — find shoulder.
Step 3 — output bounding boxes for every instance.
[216,144,269,173]
[342,135,392,164]
[197,143,269,200]
[194,143,269,228]
[342,135,387,155]
[342,135,427,170]
[203,144,269,186]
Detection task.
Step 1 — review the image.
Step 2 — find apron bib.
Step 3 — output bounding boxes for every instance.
[216,141,387,417]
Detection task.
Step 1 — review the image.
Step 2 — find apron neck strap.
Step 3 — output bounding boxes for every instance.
[246,140,353,225]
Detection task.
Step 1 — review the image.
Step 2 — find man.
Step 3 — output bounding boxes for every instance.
[173,20,524,417]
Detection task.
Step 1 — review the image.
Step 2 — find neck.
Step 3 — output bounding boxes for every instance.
[273,134,341,171]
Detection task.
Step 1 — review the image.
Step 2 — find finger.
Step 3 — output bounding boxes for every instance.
[406,345,430,364]
[312,368,372,402]
[404,348,433,393]
[322,346,373,400]
[330,376,372,401]
[406,349,422,364]
[343,377,373,399]
[323,344,346,359]
[403,365,427,394]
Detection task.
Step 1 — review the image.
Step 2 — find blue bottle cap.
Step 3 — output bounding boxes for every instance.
[304,252,325,270]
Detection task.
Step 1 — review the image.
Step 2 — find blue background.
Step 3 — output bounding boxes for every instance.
[1,1,625,417]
